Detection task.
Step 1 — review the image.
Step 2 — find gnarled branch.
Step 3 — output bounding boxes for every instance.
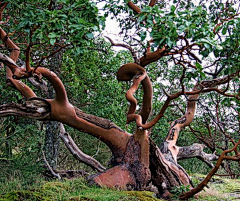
[177,143,219,168]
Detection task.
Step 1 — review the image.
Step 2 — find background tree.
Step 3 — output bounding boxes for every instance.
[0,0,240,200]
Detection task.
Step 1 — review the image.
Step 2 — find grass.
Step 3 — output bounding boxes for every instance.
[0,178,163,201]
[188,174,240,201]
[0,173,239,201]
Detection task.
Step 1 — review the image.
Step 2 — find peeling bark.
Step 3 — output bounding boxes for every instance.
[149,139,192,199]
[0,6,239,198]
[0,98,51,119]
[90,135,151,191]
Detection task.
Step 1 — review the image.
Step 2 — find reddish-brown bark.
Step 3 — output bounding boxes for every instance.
[0,1,240,199]
[117,63,153,125]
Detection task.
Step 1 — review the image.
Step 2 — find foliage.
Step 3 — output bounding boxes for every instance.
[97,0,240,176]
[7,0,104,44]
[0,0,240,198]
[170,184,191,199]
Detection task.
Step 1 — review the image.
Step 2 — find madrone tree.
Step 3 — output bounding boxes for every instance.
[0,0,240,199]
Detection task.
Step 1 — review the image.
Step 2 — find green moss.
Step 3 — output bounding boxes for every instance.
[1,175,239,201]
[42,181,70,192]
[0,178,139,201]
[125,191,163,201]
[0,190,50,201]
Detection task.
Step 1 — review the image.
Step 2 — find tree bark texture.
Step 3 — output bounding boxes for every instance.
[0,12,239,199]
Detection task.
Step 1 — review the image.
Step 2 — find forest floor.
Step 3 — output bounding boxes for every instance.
[0,173,239,201]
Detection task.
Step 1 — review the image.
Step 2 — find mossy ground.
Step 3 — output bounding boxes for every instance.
[0,174,239,201]
[0,178,161,201]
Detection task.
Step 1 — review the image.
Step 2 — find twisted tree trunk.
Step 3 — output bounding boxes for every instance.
[0,1,239,198]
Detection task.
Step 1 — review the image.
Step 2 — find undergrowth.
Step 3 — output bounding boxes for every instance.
[0,177,162,201]
[0,172,239,201]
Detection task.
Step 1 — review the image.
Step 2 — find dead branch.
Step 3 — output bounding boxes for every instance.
[42,150,61,180]
[59,123,106,172]
[177,143,219,168]
[0,98,51,119]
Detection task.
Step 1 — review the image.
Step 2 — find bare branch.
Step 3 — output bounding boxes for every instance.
[42,150,61,180]
[59,123,106,172]
[105,36,139,63]
[177,143,219,168]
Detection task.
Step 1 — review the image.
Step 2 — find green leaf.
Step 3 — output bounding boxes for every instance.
[50,38,56,45]
[138,14,146,23]
[140,31,147,41]
[222,27,227,35]
[171,5,176,13]
[196,62,203,71]
[48,32,57,39]
[86,33,94,39]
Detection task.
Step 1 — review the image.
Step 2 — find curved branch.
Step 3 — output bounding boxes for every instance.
[139,75,153,123]
[202,87,240,100]
[36,67,68,104]
[0,27,36,99]
[0,27,20,64]
[180,139,240,199]
[0,2,9,24]
[130,71,240,130]
[127,1,141,13]
[163,71,240,148]
[117,63,153,125]
[42,150,61,180]
[105,36,139,63]
[0,97,131,159]
[59,123,106,172]
[0,49,131,153]
[213,13,240,34]
[160,84,200,163]
[140,46,166,67]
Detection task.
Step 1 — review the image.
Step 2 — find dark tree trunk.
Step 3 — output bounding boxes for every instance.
[43,34,64,168]
[44,121,60,168]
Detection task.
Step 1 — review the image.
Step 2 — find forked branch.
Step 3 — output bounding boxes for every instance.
[105,36,139,63]
[0,27,36,99]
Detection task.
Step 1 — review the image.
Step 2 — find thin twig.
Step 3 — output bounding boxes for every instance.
[42,150,61,180]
